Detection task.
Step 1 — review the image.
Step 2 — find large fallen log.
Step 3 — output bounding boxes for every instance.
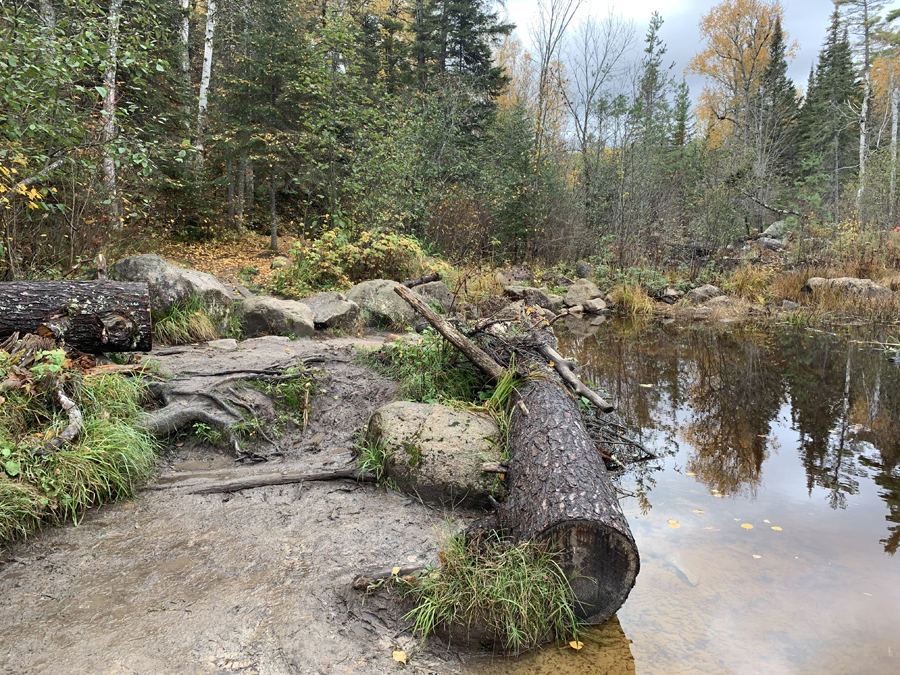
[0,281,152,352]
[393,284,640,626]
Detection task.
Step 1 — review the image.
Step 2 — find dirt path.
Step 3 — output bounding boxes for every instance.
[0,333,486,675]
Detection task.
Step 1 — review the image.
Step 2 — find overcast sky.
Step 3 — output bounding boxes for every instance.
[501,0,900,98]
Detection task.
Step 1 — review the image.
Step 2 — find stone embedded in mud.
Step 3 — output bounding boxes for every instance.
[237,296,315,338]
[685,284,723,304]
[366,401,506,509]
[564,279,604,307]
[301,291,360,330]
[801,277,893,300]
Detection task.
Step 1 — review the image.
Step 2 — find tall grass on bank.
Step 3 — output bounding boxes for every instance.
[152,294,218,345]
[401,531,580,653]
[0,373,157,544]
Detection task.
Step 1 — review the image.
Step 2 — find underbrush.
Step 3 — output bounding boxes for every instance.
[268,227,434,298]
[0,360,157,544]
[398,530,580,653]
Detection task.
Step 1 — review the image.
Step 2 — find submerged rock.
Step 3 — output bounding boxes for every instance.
[366,401,505,509]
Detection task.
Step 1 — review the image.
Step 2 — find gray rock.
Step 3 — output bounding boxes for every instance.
[685,284,723,304]
[781,300,800,309]
[545,293,565,312]
[658,287,684,305]
[302,291,360,331]
[564,278,603,307]
[574,261,593,279]
[234,285,255,299]
[504,285,552,310]
[801,277,893,300]
[238,296,315,338]
[567,304,584,314]
[366,402,505,509]
[496,266,534,287]
[270,256,292,270]
[583,297,608,313]
[207,338,238,350]
[345,279,423,328]
[705,295,734,308]
[112,254,233,321]
[759,237,786,251]
[762,220,789,240]
[541,270,574,287]
[415,281,454,311]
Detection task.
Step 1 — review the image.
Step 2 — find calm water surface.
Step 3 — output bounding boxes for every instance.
[474,322,899,675]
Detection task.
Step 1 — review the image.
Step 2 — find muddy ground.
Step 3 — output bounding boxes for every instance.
[0,333,507,675]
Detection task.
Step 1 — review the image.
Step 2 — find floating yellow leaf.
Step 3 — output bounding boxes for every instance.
[741,523,753,529]
[771,526,782,531]
[686,472,696,476]
[667,520,680,528]
[392,650,407,664]
[753,555,762,559]
[693,510,704,514]
[763,519,771,523]
[704,527,716,530]
[569,640,584,650]
[391,567,401,576]
[639,383,653,388]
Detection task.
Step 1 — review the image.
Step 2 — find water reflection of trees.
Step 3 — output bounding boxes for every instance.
[558,325,900,554]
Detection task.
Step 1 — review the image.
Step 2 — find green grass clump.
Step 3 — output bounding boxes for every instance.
[153,295,219,345]
[402,531,580,653]
[361,330,488,404]
[0,372,157,544]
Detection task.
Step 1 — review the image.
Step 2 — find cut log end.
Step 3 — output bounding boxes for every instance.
[540,520,640,625]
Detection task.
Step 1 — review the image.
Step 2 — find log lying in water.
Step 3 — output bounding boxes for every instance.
[393,283,640,625]
[0,281,152,352]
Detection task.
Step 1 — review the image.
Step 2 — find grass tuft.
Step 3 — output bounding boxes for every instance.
[401,530,581,653]
[153,295,219,345]
[609,284,655,317]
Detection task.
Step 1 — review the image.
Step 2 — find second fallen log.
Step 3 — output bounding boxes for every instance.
[0,281,152,352]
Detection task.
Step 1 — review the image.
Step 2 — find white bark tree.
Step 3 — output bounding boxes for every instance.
[101,0,123,229]
[196,0,217,158]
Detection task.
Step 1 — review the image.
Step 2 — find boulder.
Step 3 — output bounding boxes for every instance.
[504,285,553,311]
[366,402,505,509]
[270,256,292,270]
[112,254,233,321]
[545,293,565,312]
[346,279,420,327]
[496,266,534,287]
[564,278,604,307]
[758,237,785,251]
[541,270,574,287]
[574,260,593,279]
[301,291,360,331]
[583,297,608,313]
[658,287,684,305]
[801,277,893,300]
[237,296,315,338]
[705,295,734,309]
[415,280,454,311]
[762,220,789,240]
[685,284,723,304]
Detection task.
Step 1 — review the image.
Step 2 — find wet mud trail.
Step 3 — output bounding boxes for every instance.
[0,334,478,674]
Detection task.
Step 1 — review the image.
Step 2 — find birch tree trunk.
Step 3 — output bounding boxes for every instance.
[857,71,870,220]
[179,0,191,120]
[101,0,123,230]
[196,0,217,158]
[39,0,56,28]
[269,172,278,251]
[891,75,898,223]
[236,153,246,232]
[226,153,235,230]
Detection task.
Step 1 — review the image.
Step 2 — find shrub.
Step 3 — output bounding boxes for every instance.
[269,227,429,298]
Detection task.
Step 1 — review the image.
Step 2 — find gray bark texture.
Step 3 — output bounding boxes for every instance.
[497,377,640,625]
[0,281,152,352]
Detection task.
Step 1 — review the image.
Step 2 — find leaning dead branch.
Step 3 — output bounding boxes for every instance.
[183,468,373,495]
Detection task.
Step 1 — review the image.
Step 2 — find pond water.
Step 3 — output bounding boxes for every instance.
[473,322,899,675]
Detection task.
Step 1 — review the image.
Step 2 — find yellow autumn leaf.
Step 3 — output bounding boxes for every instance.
[686,472,696,476]
[392,650,407,664]
[741,523,753,529]
[763,519,771,523]
[548,361,555,367]
[753,555,762,559]
[693,509,704,514]
[771,526,782,531]
[392,567,401,576]
[569,640,584,650]
[668,520,680,528]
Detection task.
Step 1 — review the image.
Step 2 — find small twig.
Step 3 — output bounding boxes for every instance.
[46,387,83,449]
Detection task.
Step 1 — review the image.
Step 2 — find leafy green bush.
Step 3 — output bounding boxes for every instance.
[268,227,429,298]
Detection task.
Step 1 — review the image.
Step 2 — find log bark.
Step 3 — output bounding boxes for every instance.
[401,272,441,288]
[186,468,370,494]
[0,281,152,352]
[498,378,639,625]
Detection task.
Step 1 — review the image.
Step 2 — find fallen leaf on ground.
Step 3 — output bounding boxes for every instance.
[569,640,584,650]
[391,567,401,576]
[741,523,754,529]
[667,520,680,528]
[392,650,407,664]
